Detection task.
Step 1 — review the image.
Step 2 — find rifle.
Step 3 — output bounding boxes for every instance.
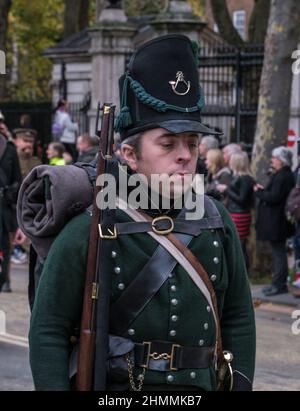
[76,102,116,391]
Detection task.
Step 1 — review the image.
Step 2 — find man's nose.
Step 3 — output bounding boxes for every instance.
[176,143,192,162]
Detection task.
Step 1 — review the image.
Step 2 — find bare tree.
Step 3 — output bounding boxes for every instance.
[248,0,271,44]
[63,0,90,39]
[0,0,12,99]
[210,0,244,45]
[210,0,270,45]
[252,0,300,184]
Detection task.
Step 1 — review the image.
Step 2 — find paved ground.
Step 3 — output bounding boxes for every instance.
[0,340,33,391]
[252,285,300,308]
[254,303,300,391]
[0,263,33,390]
[1,263,300,391]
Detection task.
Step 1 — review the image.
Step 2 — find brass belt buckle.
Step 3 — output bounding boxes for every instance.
[141,341,151,368]
[151,216,174,235]
[142,342,180,371]
[98,224,117,239]
[170,344,180,371]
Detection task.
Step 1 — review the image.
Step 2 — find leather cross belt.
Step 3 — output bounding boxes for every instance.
[133,340,214,372]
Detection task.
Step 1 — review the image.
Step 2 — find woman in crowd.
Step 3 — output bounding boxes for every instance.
[52,99,78,161]
[205,148,232,199]
[217,151,255,269]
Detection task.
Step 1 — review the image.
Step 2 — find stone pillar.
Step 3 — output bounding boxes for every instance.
[151,0,207,42]
[88,4,136,134]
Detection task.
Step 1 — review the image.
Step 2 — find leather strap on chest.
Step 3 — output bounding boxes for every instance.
[109,205,194,335]
[110,196,224,364]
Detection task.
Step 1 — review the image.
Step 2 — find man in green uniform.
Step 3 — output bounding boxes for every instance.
[28,34,255,391]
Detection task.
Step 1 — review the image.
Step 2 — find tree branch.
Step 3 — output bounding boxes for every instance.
[248,0,271,44]
[210,0,244,46]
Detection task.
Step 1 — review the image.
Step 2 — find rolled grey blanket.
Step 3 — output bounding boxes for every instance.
[17,165,93,258]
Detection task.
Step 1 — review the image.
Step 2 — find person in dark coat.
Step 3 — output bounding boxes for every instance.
[0,130,22,292]
[255,146,295,296]
[76,133,98,163]
[292,163,300,287]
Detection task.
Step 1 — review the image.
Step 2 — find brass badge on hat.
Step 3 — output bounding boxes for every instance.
[169,71,190,96]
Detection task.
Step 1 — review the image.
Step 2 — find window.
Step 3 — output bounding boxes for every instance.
[233,10,246,39]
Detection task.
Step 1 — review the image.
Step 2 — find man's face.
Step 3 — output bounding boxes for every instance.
[122,128,199,196]
[76,136,89,153]
[14,136,34,154]
[76,137,84,152]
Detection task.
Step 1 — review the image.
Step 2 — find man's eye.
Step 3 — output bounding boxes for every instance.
[161,143,173,148]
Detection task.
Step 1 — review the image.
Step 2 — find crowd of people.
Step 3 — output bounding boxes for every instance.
[198,136,300,296]
[0,105,105,292]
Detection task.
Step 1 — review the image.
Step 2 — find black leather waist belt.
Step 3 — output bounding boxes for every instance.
[134,340,214,371]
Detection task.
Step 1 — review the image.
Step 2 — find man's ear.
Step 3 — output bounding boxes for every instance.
[120,144,138,171]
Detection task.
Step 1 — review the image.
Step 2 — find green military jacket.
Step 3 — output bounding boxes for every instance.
[29,198,255,391]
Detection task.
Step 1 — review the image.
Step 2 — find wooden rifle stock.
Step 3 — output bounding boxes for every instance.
[76,103,115,391]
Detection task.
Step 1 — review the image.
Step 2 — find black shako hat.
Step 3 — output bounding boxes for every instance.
[115,34,221,140]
